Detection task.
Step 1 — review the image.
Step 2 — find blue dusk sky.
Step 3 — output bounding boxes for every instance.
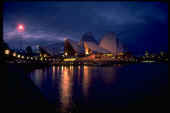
[3,2,168,53]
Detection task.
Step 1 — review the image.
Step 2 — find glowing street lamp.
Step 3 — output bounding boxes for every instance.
[4,49,10,55]
[64,52,68,56]
[27,56,30,59]
[21,56,24,59]
[17,54,21,58]
[44,54,47,57]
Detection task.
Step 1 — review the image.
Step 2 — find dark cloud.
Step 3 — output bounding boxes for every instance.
[3,2,168,53]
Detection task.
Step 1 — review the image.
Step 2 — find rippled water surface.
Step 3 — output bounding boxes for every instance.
[28,63,168,113]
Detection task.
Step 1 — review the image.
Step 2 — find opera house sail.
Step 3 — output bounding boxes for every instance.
[64,39,84,57]
[84,41,110,55]
[79,32,98,48]
[99,32,120,56]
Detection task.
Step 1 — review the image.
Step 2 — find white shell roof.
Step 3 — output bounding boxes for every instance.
[84,41,110,54]
[99,32,118,54]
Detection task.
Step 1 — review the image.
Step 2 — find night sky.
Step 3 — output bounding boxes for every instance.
[3,2,168,54]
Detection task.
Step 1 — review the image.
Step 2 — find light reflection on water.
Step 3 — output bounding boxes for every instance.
[29,65,118,112]
[28,64,168,113]
[82,66,91,97]
[60,66,73,113]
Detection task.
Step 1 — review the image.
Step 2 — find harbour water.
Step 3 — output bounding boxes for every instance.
[27,63,168,113]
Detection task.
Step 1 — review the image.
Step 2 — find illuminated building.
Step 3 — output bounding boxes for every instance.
[84,41,110,54]
[82,32,123,58]
[63,33,124,61]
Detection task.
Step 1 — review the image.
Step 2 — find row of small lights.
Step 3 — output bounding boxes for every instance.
[4,49,61,62]
[4,49,134,61]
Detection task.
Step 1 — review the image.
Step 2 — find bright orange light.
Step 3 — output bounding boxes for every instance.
[13,52,16,57]
[85,49,89,55]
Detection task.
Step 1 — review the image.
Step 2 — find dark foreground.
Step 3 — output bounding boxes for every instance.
[7,63,168,113]
[6,63,56,112]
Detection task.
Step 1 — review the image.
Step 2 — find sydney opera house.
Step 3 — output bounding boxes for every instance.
[64,32,123,58]
[39,32,124,60]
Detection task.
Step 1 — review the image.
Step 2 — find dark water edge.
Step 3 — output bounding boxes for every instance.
[7,63,168,113]
[6,63,56,112]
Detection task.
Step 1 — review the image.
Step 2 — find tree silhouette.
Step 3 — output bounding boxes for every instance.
[26,46,33,56]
